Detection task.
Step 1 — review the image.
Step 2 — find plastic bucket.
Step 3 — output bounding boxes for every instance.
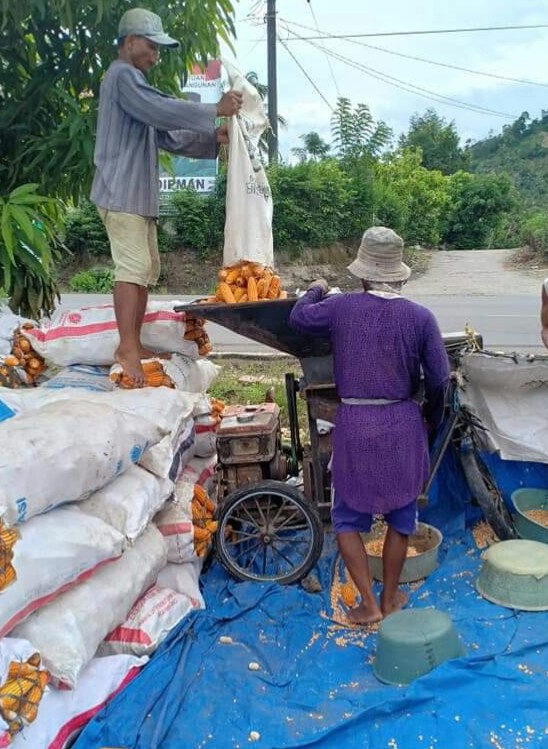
[511,488,548,545]
[476,539,548,611]
[363,522,443,583]
[373,608,464,686]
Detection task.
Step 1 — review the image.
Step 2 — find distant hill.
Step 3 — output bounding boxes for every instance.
[467,111,548,207]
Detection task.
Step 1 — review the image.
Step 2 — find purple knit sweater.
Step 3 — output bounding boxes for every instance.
[290,288,450,514]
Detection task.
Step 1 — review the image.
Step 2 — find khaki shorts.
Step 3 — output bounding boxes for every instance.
[98,208,160,287]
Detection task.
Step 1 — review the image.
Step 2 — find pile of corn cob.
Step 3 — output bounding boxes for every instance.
[0,653,50,740]
[0,522,20,592]
[209,397,225,426]
[0,325,46,388]
[191,484,218,558]
[110,359,175,389]
[184,314,212,357]
[205,262,287,304]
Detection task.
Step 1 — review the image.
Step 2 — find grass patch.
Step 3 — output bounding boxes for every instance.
[209,356,308,432]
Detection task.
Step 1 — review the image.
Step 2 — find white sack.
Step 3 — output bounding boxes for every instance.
[154,483,195,564]
[78,465,173,543]
[157,559,205,609]
[460,353,548,462]
[42,364,115,392]
[194,414,217,458]
[110,354,219,394]
[181,454,218,495]
[222,60,274,268]
[0,400,165,526]
[22,301,199,366]
[10,654,147,749]
[0,508,124,637]
[140,417,195,480]
[12,526,167,689]
[98,584,200,657]
[0,386,196,434]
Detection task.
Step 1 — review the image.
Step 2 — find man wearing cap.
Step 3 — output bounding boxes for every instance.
[91,7,243,386]
[290,227,450,624]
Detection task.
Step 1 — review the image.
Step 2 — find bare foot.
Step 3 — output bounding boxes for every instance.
[138,348,172,360]
[346,601,383,626]
[115,347,146,388]
[380,589,409,617]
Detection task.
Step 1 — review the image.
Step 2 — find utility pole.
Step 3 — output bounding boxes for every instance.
[266,0,278,163]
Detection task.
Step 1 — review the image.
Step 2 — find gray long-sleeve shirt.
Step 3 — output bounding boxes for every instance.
[91,60,218,217]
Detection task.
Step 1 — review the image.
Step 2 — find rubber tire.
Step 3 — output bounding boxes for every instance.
[214,480,324,585]
[460,448,518,540]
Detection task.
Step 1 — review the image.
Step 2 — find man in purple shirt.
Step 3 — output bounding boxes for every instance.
[290,227,450,624]
[91,8,242,386]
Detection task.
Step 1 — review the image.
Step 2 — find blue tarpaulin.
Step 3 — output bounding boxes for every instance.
[74,451,548,749]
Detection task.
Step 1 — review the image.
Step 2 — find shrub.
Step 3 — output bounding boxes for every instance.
[268,160,355,252]
[169,186,224,258]
[443,172,516,249]
[375,151,450,246]
[521,211,548,255]
[64,201,109,256]
[70,267,114,293]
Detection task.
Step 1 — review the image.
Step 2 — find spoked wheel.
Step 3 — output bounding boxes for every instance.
[214,480,323,584]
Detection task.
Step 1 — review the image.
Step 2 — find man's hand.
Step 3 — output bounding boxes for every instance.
[217,90,243,117]
[308,278,329,294]
[216,124,229,145]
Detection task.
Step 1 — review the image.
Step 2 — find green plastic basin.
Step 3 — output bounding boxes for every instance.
[511,488,548,545]
[373,608,464,686]
[363,522,443,583]
[476,539,548,611]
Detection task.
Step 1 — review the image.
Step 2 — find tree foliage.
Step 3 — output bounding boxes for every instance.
[291,132,331,162]
[399,109,468,175]
[331,97,392,162]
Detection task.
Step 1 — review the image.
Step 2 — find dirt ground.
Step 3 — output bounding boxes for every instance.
[406,248,548,296]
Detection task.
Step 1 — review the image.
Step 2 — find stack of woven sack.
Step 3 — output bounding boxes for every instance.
[0,301,225,748]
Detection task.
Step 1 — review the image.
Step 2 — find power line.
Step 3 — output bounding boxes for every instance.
[280,26,517,119]
[279,16,548,88]
[277,34,334,111]
[306,0,341,97]
[274,21,548,40]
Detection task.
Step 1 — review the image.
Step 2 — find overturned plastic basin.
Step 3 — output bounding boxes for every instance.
[511,488,548,545]
[476,539,548,611]
[362,522,443,583]
[374,608,464,686]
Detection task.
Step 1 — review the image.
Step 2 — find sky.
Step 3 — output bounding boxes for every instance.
[219,0,548,160]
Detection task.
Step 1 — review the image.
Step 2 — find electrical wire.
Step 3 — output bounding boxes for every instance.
[306,0,341,96]
[279,16,548,88]
[274,21,548,40]
[280,25,517,119]
[277,34,334,111]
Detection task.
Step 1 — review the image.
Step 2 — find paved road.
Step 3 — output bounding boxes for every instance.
[58,291,545,355]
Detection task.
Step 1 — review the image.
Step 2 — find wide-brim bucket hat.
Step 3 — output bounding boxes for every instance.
[348,226,411,283]
[119,8,180,48]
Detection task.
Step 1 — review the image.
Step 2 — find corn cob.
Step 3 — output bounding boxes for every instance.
[247,277,258,302]
[217,283,236,304]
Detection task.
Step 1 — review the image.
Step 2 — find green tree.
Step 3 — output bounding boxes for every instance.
[375,149,451,246]
[0,0,236,315]
[331,97,392,162]
[399,109,468,175]
[291,131,330,162]
[443,172,516,249]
